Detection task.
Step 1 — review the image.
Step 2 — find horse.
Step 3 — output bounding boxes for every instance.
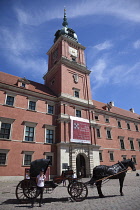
[88,159,136,198]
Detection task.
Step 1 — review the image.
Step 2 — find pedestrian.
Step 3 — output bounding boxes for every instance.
[31,168,46,208]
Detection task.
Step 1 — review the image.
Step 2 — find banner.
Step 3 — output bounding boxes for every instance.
[70,116,91,144]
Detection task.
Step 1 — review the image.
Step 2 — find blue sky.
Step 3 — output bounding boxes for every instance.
[0,0,140,114]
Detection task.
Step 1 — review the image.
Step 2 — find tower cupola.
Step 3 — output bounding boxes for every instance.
[54,9,78,43]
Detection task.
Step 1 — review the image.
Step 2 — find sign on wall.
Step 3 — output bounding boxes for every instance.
[70,116,91,144]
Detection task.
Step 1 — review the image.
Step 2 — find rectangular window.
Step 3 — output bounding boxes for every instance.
[138,141,140,149]
[135,124,139,132]
[127,123,130,130]
[130,140,134,150]
[46,155,53,166]
[109,152,114,161]
[105,117,109,123]
[25,126,34,142]
[46,129,54,144]
[29,101,36,111]
[48,105,54,114]
[106,129,112,139]
[132,156,137,164]
[6,96,14,106]
[21,83,26,88]
[0,123,11,139]
[122,155,127,161]
[24,154,32,166]
[76,110,81,117]
[96,128,101,138]
[120,139,125,150]
[74,91,79,98]
[0,153,6,165]
[95,115,99,120]
[99,151,103,161]
[118,121,121,128]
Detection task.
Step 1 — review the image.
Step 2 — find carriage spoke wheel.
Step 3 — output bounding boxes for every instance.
[23,179,37,199]
[16,180,31,203]
[69,182,88,202]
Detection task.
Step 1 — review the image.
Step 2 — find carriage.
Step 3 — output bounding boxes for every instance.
[15,158,136,203]
[15,159,88,203]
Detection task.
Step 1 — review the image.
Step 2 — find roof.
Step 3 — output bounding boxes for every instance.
[0,71,56,98]
[93,99,140,121]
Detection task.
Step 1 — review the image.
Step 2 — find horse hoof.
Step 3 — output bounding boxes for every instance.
[120,193,124,196]
[99,194,105,198]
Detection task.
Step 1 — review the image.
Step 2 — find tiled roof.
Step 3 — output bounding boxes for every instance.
[0,72,56,97]
[93,99,140,120]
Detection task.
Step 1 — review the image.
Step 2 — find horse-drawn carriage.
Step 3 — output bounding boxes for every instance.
[15,158,136,203]
[15,159,88,203]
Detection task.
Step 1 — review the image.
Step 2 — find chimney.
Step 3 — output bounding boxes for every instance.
[129,108,134,113]
[109,101,114,107]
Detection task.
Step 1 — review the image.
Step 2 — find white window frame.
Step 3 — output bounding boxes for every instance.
[22,151,34,166]
[136,139,140,150]
[108,151,114,161]
[118,136,125,150]
[27,97,37,111]
[121,155,127,161]
[106,127,112,139]
[128,137,135,150]
[0,117,15,140]
[75,106,82,118]
[5,92,16,107]
[96,126,101,138]
[23,121,37,142]
[44,152,54,166]
[105,116,110,123]
[73,87,80,98]
[131,155,137,164]
[99,150,103,161]
[47,102,55,115]
[44,124,56,144]
[135,124,139,132]
[0,149,10,165]
[126,122,131,130]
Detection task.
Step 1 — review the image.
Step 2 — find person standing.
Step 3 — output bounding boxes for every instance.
[31,168,46,207]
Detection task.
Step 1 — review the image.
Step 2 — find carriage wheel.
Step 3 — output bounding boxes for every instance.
[69,182,88,202]
[16,180,30,203]
[23,179,37,199]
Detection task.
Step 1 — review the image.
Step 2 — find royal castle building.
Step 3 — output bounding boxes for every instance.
[0,11,140,178]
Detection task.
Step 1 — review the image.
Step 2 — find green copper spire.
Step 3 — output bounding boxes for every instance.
[62,8,68,27]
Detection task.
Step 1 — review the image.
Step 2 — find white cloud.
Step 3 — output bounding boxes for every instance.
[133,40,140,49]
[94,41,113,51]
[0,28,37,56]
[90,55,140,92]
[14,0,140,26]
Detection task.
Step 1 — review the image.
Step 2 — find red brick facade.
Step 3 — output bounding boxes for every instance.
[0,18,140,178]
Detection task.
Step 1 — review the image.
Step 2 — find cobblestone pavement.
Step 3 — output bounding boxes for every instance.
[0,171,140,210]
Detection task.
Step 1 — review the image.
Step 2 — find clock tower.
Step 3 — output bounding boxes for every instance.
[43,9,92,103]
[43,10,99,176]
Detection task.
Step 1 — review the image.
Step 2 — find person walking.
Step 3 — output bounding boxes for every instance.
[31,168,46,207]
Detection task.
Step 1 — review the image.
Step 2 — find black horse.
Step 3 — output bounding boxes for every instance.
[89,159,136,198]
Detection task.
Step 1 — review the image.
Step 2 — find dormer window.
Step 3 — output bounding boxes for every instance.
[18,77,30,89]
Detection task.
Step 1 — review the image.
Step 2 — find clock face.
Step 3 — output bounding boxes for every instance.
[53,48,58,60]
[69,47,78,57]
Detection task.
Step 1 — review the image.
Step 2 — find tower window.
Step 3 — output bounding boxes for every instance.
[76,110,81,118]
[74,91,79,98]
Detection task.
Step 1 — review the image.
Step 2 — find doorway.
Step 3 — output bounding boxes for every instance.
[76,154,86,178]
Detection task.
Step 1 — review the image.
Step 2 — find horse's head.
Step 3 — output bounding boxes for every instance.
[127,159,136,171]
